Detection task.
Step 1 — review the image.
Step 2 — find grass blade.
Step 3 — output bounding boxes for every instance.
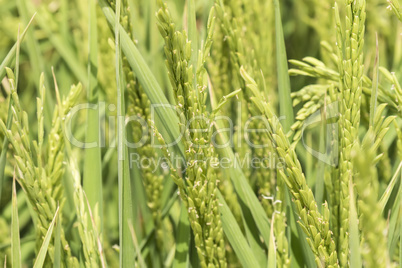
[217,192,260,268]
[273,0,293,132]
[83,0,103,233]
[211,93,271,252]
[172,203,190,268]
[129,157,153,239]
[214,118,271,249]
[386,180,400,259]
[188,233,199,268]
[0,13,35,80]
[33,206,60,268]
[115,1,135,266]
[16,0,53,131]
[11,174,21,268]
[53,209,61,268]
[134,194,179,260]
[240,206,267,266]
[128,220,146,268]
[379,161,402,212]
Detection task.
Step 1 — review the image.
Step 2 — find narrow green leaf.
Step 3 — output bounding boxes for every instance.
[0,13,35,80]
[11,175,21,268]
[273,0,293,133]
[172,202,190,268]
[189,233,200,268]
[214,99,265,263]
[33,206,60,268]
[241,206,267,266]
[217,192,261,268]
[379,161,402,212]
[386,179,400,259]
[129,155,151,240]
[135,194,179,259]
[59,0,69,41]
[16,0,53,131]
[115,1,135,267]
[211,90,270,252]
[83,0,103,233]
[143,0,158,61]
[214,119,271,249]
[53,207,61,268]
[128,220,146,268]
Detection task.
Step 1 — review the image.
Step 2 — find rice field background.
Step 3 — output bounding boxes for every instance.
[0,0,401,267]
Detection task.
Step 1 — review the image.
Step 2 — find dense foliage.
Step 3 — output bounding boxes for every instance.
[0,0,401,267]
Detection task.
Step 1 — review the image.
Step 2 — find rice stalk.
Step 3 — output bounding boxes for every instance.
[289,55,401,118]
[334,2,366,263]
[241,67,339,268]
[0,70,81,267]
[127,84,165,249]
[49,32,107,268]
[156,2,227,266]
[214,0,276,219]
[271,178,290,267]
[0,0,400,267]
[352,145,390,267]
[114,0,135,266]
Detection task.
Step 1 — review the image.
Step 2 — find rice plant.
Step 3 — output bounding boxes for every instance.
[0,0,400,267]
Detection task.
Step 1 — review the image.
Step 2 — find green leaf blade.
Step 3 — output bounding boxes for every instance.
[83,0,103,233]
[11,177,21,268]
[274,0,293,133]
[33,206,60,268]
[218,192,261,268]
